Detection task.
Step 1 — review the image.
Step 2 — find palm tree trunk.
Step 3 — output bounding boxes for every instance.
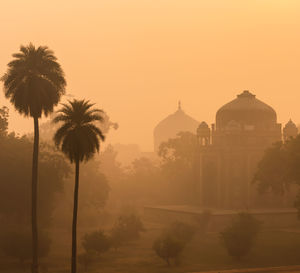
[32,117,39,273]
[71,159,80,273]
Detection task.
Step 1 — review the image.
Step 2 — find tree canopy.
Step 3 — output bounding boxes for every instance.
[1,44,66,118]
[0,113,70,227]
[253,136,300,215]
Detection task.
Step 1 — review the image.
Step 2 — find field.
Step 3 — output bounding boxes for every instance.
[1,217,300,273]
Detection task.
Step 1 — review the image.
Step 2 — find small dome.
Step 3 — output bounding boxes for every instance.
[216,90,277,130]
[283,119,298,140]
[197,122,210,136]
[154,102,199,151]
[198,121,209,129]
[284,119,297,129]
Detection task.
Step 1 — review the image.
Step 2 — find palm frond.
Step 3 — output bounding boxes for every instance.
[53,99,105,163]
[1,43,66,118]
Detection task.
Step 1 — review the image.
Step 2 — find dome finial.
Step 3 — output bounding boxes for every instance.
[178,100,182,110]
[237,90,256,99]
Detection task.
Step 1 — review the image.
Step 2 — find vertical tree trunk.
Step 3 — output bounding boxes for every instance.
[71,159,80,273]
[32,117,39,273]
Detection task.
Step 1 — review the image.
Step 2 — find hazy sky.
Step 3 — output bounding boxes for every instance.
[1,0,300,151]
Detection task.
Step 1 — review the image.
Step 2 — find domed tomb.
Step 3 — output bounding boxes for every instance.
[154,102,199,152]
[216,90,277,131]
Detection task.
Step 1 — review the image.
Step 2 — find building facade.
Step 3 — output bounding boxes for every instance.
[196,90,298,209]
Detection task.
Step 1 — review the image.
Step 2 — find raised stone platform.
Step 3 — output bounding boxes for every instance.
[144,205,300,231]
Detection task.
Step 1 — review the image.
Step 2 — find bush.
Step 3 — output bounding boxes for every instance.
[0,230,51,264]
[82,230,111,256]
[110,213,145,247]
[220,212,261,261]
[166,221,196,244]
[153,221,195,266]
[110,226,125,250]
[153,234,185,266]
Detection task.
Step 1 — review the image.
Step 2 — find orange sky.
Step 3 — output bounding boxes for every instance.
[1,0,300,151]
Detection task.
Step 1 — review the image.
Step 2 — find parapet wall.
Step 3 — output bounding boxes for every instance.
[144,206,300,231]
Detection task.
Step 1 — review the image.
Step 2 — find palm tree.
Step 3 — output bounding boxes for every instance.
[53,99,105,273]
[1,44,66,273]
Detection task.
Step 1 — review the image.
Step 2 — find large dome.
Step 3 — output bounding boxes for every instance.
[154,102,199,152]
[216,90,277,130]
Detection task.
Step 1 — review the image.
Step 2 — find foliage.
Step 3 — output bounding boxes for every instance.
[98,144,124,182]
[122,157,163,204]
[54,99,106,273]
[0,106,9,136]
[79,160,110,213]
[153,221,195,266]
[52,159,110,228]
[159,131,198,164]
[253,136,300,215]
[153,233,185,266]
[158,131,198,203]
[1,44,66,118]
[0,129,69,226]
[0,230,51,263]
[220,212,261,261]
[82,230,111,255]
[109,226,125,250]
[53,99,105,163]
[166,221,196,244]
[112,213,145,243]
[253,142,290,195]
[1,44,66,273]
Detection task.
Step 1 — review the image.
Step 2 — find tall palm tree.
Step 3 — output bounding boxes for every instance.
[53,99,105,273]
[1,44,66,273]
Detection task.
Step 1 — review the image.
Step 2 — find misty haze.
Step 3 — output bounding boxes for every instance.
[1,1,300,273]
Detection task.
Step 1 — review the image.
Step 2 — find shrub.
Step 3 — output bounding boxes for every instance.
[109,226,125,250]
[220,212,261,261]
[166,221,196,244]
[111,213,145,245]
[82,230,111,255]
[0,230,51,264]
[153,221,195,266]
[153,234,185,266]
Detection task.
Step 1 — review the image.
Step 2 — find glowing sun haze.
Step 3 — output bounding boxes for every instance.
[1,0,300,151]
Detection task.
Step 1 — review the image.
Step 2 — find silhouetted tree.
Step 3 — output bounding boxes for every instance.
[166,221,196,244]
[253,136,300,215]
[0,135,69,226]
[159,131,198,202]
[109,212,145,250]
[220,212,261,261]
[82,230,111,255]
[153,221,195,266]
[53,99,105,273]
[1,230,51,267]
[153,234,185,266]
[1,44,66,273]
[253,142,289,195]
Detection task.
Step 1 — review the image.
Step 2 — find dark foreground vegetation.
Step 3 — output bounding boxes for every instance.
[1,216,300,273]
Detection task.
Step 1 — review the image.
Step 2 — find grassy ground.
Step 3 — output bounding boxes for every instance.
[1,221,300,273]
